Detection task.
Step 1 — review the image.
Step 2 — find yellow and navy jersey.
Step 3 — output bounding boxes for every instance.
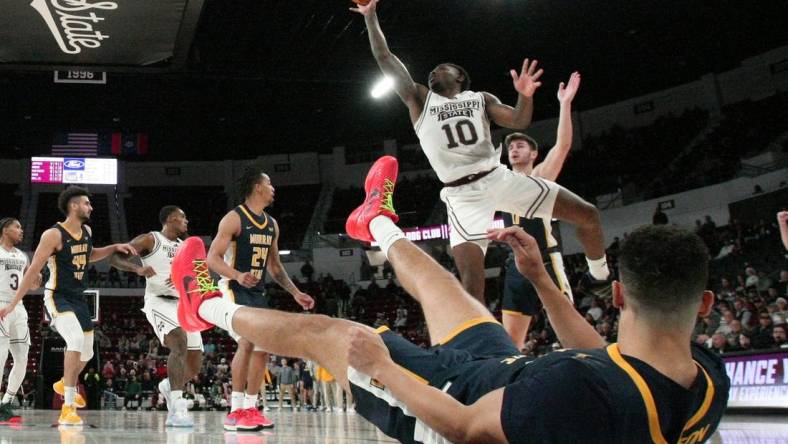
[490,343,729,444]
[501,212,560,260]
[221,204,277,294]
[45,223,93,298]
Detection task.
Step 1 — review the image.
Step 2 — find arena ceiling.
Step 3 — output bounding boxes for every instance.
[0,0,786,160]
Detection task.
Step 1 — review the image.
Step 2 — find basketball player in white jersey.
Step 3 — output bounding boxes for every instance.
[109,206,201,427]
[0,218,38,423]
[352,0,610,304]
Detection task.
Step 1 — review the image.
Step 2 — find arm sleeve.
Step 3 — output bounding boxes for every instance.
[501,358,614,443]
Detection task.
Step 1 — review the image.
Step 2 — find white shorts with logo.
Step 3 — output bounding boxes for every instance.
[0,302,30,346]
[441,166,561,251]
[142,295,203,351]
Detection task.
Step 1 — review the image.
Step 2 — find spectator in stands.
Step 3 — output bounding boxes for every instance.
[779,270,788,297]
[757,270,773,295]
[301,260,314,282]
[724,320,743,348]
[216,358,229,375]
[774,297,788,322]
[715,310,735,335]
[140,370,156,409]
[718,277,735,301]
[709,332,728,354]
[652,205,668,225]
[275,358,298,409]
[772,324,787,349]
[83,367,101,410]
[124,375,142,410]
[744,267,759,289]
[586,299,603,322]
[751,312,775,349]
[394,305,408,330]
[735,334,753,352]
[372,312,387,328]
[102,361,115,381]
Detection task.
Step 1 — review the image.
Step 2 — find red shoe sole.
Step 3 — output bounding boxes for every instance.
[173,236,215,332]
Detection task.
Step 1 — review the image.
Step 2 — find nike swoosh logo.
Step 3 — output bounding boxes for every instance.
[246,226,253,230]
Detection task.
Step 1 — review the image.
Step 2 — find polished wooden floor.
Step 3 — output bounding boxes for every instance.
[0,409,784,443]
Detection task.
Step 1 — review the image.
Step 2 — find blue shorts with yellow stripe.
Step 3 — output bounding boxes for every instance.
[502,252,572,317]
[219,280,269,309]
[44,291,93,332]
[349,319,525,444]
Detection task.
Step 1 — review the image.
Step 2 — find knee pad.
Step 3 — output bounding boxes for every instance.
[80,332,95,362]
[56,315,85,354]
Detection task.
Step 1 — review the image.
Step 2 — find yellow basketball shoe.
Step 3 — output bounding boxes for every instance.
[58,405,84,426]
[53,379,87,409]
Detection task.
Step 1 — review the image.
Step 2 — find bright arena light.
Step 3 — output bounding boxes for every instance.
[370,76,394,99]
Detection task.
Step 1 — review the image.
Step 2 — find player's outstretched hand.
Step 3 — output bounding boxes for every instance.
[511,58,543,98]
[0,303,14,320]
[778,211,788,250]
[350,0,377,17]
[115,243,138,257]
[347,326,391,378]
[136,265,156,278]
[557,71,581,104]
[293,291,315,310]
[236,272,260,289]
[487,227,550,281]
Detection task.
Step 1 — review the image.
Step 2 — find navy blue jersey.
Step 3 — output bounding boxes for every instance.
[45,223,93,298]
[223,204,276,294]
[499,343,730,444]
[501,212,561,259]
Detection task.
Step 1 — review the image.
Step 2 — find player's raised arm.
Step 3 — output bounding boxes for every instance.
[532,72,581,181]
[484,58,543,130]
[0,228,60,317]
[351,0,429,120]
[778,211,788,250]
[488,226,607,349]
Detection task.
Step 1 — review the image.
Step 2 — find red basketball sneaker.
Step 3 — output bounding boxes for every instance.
[172,236,222,333]
[345,155,399,243]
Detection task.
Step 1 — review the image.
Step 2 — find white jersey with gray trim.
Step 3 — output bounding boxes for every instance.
[414,90,502,183]
[0,247,28,303]
[141,231,180,298]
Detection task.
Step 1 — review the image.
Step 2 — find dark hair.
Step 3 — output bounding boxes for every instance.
[0,217,18,233]
[504,132,539,152]
[236,163,267,201]
[158,205,181,225]
[444,63,471,91]
[618,225,709,316]
[57,186,91,216]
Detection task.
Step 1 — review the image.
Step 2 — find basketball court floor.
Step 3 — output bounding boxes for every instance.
[0,410,785,443]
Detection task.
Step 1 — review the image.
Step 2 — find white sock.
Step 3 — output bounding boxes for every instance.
[243,393,258,410]
[198,298,242,337]
[586,256,610,281]
[170,390,183,403]
[64,386,76,407]
[231,391,244,412]
[369,216,406,258]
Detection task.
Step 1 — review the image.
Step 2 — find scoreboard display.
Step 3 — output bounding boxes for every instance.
[31,157,117,185]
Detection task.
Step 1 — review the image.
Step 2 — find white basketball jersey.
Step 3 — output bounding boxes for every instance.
[415,90,502,183]
[141,232,181,298]
[0,247,28,303]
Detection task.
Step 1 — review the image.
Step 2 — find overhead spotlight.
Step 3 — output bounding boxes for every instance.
[370,76,394,99]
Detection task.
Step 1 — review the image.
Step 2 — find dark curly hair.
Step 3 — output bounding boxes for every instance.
[619,225,709,317]
[236,163,267,201]
[57,186,91,216]
[158,205,181,225]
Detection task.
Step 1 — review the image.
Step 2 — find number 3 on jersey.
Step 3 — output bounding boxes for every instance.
[441,119,479,149]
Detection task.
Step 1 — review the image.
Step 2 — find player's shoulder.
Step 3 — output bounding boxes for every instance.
[690,342,729,383]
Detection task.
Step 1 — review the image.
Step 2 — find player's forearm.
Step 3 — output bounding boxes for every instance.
[509,94,534,129]
[554,101,573,152]
[109,253,142,273]
[780,223,788,250]
[364,12,392,61]
[531,274,606,349]
[90,245,118,262]
[375,363,475,443]
[268,263,297,295]
[206,253,240,281]
[9,270,40,307]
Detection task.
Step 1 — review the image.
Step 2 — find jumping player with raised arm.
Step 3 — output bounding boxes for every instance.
[0,186,136,426]
[207,164,314,431]
[501,72,580,350]
[172,156,729,444]
[351,0,609,304]
[108,205,202,427]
